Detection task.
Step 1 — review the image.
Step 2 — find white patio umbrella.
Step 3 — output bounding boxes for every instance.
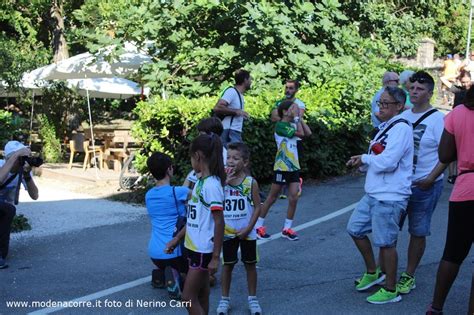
[40,42,152,81]
[66,77,150,99]
[28,42,152,176]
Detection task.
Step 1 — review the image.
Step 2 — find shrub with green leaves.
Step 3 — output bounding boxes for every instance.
[38,114,62,163]
[133,54,399,183]
[12,214,31,233]
[0,110,28,149]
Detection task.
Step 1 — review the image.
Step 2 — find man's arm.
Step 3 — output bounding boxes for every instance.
[213,89,249,119]
[440,76,453,89]
[0,147,31,185]
[214,99,249,118]
[24,176,39,200]
[301,120,312,137]
[413,162,448,190]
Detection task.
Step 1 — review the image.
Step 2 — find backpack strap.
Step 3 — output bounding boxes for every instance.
[227,87,243,130]
[412,108,438,129]
[375,119,410,141]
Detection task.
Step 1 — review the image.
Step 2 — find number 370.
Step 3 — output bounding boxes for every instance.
[225,199,245,211]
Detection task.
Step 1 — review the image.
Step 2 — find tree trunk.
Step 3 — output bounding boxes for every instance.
[51,0,69,62]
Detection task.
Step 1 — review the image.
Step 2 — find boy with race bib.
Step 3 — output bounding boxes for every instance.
[255,100,312,241]
[216,142,262,315]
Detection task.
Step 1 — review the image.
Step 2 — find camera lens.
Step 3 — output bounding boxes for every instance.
[25,157,43,167]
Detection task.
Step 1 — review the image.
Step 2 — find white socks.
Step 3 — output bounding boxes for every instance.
[284,219,293,230]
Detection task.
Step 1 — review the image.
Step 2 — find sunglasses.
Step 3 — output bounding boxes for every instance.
[376,101,399,109]
[409,74,434,84]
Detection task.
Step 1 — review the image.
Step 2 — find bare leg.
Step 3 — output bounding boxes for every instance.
[431,259,460,310]
[259,184,281,219]
[378,250,385,273]
[245,263,257,296]
[351,236,376,273]
[198,273,210,315]
[286,182,299,220]
[406,235,426,276]
[221,264,234,297]
[182,269,207,315]
[380,246,398,290]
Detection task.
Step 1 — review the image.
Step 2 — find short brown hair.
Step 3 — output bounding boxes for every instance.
[227,142,250,161]
[235,69,250,85]
[286,80,300,90]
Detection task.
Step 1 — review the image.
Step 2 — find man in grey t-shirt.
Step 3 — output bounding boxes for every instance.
[213,69,251,147]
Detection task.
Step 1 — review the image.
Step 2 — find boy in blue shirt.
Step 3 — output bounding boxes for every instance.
[146,152,190,299]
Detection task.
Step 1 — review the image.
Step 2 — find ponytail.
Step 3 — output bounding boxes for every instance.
[190,133,226,186]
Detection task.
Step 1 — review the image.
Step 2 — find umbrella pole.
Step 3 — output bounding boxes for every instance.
[467,0,474,58]
[86,87,100,179]
[29,91,35,146]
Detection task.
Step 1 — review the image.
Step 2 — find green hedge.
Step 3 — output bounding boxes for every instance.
[132,56,400,183]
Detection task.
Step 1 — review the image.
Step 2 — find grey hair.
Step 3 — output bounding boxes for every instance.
[384,86,406,105]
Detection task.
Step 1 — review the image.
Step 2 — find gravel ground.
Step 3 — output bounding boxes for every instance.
[11,176,147,241]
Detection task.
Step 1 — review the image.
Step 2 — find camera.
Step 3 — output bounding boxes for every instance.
[21,156,43,167]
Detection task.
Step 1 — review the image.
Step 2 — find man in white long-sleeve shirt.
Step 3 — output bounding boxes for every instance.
[346,86,414,305]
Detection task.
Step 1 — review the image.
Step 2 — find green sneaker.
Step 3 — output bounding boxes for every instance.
[355,267,385,291]
[366,287,402,304]
[397,272,416,294]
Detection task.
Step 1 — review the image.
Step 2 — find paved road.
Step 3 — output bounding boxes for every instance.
[1,175,472,314]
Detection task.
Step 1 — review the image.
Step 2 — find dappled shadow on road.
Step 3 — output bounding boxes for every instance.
[12,196,146,240]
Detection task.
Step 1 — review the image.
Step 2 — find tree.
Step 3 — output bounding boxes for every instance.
[71,0,391,97]
[50,0,69,62]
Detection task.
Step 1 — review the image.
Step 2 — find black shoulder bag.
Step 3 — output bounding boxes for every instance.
[212,87,243,125]
[172,187,186,238]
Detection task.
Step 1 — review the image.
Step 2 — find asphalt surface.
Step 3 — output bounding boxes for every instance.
[1,174,472,315]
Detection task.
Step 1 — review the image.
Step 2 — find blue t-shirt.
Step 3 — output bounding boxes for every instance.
[146,185,189,259]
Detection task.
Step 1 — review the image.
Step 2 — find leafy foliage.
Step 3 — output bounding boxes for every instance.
[38,114,62,163]
[0,110,28,149]
[12,214,31,233]
[133,54,397,183]
[341,0,470,57]
[71,0,392,97]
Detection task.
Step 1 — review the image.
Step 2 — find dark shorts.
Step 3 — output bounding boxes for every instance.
[151,256,188,274]
[186,249,213,271]
[442,201,474,265]
[273,171,300,185]
[222,238,258,265]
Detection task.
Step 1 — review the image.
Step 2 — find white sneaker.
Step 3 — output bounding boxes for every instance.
[248,298,262,315]
[216,298,230,315]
